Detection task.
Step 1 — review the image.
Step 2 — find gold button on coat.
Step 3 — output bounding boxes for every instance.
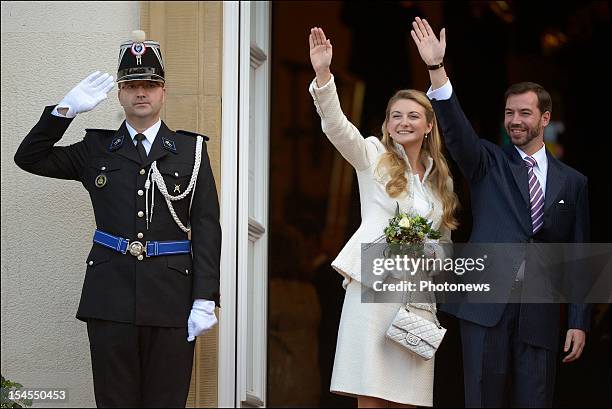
[138,211,144,217]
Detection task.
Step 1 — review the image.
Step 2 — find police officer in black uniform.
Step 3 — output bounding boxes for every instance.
[14,31,221,408]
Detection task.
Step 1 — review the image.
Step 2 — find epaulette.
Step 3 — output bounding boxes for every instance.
[176,129,210,141]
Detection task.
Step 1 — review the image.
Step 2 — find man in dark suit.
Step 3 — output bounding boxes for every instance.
[14,31,221,407]
[410,17,590,407]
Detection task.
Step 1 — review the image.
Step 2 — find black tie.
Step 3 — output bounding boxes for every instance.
[134,133,148,164]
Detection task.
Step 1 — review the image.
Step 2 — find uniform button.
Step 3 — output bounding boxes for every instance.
[88,260,94,266]
[137,255,144,261]
[137,232,144,239]
[174,172,179,177]
[101,166,106,171]
[138,190,144,196]
[140,169,146,175]
[185,269,189,274]
[138,211,144,218]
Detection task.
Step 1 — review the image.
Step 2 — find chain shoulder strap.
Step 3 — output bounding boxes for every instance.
[405,302,441,328]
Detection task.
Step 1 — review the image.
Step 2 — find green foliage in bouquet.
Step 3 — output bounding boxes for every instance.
[384,203,441,245]
[375,203,442,260]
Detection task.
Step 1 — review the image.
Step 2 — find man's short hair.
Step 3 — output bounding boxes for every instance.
[504,82,552,114]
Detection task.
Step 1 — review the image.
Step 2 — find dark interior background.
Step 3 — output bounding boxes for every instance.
[268,1,611,407]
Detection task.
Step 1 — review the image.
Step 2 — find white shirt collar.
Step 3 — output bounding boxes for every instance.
[514,143,547,169]
[125,119,162,146]
[392,140,435,182]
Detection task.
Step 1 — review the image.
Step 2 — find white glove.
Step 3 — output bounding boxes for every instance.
[56,71,115,118]
[187,299,217,342]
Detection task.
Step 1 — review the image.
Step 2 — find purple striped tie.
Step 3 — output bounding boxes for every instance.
[524,156,544,234]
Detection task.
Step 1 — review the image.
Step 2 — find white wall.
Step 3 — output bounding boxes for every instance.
[1,2,139,407]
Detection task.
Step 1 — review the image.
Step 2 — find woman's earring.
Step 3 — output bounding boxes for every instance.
[425,133,429,139]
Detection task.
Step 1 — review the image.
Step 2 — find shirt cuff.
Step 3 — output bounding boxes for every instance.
[426,79,453,101]
[51,105,76,119]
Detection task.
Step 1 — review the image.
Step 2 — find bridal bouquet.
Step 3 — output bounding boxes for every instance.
[364,203,441,281]
[384,203,441,245]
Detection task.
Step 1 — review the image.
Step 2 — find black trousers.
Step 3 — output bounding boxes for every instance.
[460,303,557,408]
[86,319,195,408]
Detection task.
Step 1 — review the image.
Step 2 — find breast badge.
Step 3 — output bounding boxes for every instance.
[95,174,107,188]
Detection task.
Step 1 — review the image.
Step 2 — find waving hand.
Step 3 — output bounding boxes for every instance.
[410,17,446,66]
[309,27,332,86]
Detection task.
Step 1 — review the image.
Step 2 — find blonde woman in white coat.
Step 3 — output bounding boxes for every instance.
[308,27,460,408]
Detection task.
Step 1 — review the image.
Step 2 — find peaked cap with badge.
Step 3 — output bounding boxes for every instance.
[117,30,165,83]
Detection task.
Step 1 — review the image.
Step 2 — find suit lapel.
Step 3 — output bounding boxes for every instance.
[543,151,566,213]
[112,122,142,165]
[503,145,530,207]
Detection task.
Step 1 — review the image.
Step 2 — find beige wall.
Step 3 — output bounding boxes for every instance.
[1,2,139,407]
[140,2,222,407]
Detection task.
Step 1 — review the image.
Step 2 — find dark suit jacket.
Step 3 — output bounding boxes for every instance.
[432,93,591,350]
[14,106,221,327]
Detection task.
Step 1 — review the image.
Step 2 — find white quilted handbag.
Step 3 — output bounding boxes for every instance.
[386,303,446,360]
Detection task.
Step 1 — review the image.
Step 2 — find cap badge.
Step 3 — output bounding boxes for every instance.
[130,42,146,65]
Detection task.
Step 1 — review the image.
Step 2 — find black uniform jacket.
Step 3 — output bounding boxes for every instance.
[14,106,221,327]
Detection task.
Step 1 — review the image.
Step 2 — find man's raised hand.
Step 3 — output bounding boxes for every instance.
[410,17,446,66]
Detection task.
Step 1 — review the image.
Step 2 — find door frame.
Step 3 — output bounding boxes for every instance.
[218,1,240,407]
[218,1,271,407]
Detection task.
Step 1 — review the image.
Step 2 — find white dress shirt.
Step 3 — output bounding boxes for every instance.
[125,120,161,156]
[514,144,548,195]
[426,79,453,102]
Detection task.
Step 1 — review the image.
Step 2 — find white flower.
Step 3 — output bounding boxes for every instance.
[399,216,411,229]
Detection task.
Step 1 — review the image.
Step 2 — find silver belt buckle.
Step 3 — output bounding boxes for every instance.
[128,241,145,257]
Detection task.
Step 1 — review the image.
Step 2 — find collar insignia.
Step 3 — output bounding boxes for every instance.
[108,134,125,151]
[161,137,177,153]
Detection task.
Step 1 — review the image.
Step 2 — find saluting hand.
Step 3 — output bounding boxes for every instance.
[57,71,115,117]
[410,17,446,66]
[309,27,332,86]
